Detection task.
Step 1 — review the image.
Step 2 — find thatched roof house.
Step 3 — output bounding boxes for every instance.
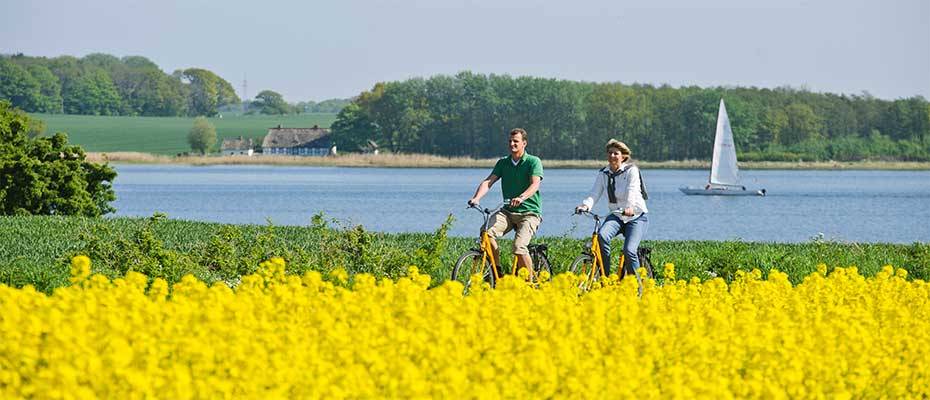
[221,136,254,156]
[261,125,333,156]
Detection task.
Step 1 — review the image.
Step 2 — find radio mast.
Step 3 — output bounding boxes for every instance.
[241,73,248,113]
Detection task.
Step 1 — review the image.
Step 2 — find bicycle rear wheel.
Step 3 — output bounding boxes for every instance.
[533,254,553,282]
[618,247,654,297]
[451,250,493,292]
[618,248,655,280]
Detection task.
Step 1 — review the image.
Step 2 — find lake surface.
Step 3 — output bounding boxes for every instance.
[111,165,930,243]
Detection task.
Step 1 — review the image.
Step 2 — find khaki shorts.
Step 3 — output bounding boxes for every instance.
[486,211,541,255]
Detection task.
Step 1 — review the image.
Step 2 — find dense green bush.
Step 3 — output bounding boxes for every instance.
[740,134,930,162]
[60,212,455,288]
[0,101,116,216]
[1,215,927,293]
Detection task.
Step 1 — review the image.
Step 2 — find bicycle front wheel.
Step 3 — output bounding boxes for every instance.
[452,250,493,291]
[569,253,601,290]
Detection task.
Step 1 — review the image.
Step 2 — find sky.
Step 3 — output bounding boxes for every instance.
[2,0,928,102]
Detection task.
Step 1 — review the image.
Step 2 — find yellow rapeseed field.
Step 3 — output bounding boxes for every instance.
[1,256,928,398]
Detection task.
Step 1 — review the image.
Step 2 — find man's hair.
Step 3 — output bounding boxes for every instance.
[510,128,528,142]
[606,139,631,160]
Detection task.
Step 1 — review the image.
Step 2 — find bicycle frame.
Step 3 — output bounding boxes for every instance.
[469,203,505,282]
[469,202,534,282]
[574,210,646,295]
[576,211,608,284]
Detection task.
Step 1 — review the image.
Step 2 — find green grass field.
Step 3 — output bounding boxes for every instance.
[2,216,927,293]
[30,113,339,155]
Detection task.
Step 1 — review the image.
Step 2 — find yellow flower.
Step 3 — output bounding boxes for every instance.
[538,270,551,282]
[330,267,349,284]
[816,263,828,276]
[2,260,928,398]
[69,255,91,284]
[663,262,676,281]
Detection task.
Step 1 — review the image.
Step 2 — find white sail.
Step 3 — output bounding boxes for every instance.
[709,99,740,186]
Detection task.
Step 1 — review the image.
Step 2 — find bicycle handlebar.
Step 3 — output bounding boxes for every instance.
[573,209,602,220]
[467,199,510,215]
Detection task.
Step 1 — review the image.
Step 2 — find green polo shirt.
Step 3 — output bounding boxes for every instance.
[491,153,544,215]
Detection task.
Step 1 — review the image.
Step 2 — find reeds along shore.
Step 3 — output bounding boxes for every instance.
[84,152,930,170]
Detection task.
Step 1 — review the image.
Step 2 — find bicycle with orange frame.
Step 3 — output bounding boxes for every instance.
[569,210,654,295]
[451,201,552,292]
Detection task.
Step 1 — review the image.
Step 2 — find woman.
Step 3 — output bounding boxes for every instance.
[575,139,649,276]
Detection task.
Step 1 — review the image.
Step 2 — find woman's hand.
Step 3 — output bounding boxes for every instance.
[575,205,589,214]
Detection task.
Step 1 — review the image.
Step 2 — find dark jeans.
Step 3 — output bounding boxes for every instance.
[597,212,649,276]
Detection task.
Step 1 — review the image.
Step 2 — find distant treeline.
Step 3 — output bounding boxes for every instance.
[0,53,349,118]
[332,72,930,161]
[295,99,351,114]
[0,53,243,117]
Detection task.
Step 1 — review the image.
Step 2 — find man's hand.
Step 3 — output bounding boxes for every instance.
[509,196,524,208]
[575,205,589,214]
[467,198,479,207]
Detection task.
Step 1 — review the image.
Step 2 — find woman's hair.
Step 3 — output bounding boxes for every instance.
[606,139,631,161]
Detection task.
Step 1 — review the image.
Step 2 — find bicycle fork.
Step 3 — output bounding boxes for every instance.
[580,233,607,285]
[479,232,501,283]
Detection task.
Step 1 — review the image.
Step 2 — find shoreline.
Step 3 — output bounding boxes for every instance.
[85,152,930,170]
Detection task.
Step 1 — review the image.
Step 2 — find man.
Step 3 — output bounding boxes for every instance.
[468,128,544,277]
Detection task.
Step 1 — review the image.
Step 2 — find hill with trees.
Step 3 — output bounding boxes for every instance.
[0,53,239,117]
[332,72,930,161]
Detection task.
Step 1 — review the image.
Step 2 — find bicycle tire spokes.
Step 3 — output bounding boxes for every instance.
[582,263,595,290]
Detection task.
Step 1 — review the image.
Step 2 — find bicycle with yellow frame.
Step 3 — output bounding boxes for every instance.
[569,210,654,295]
[451,201,552,292]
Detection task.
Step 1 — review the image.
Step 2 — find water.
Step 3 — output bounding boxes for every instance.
[111,164,930,243]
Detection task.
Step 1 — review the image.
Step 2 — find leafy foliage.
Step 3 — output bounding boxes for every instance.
[187,116,216,154]
[332,73,930,161]
[252,89,291,115]
[296,98,351,113]
[1,53,239,117]
[331,102,379,151]
[0,102,116,216]
[2,214,928,294]
[180,68,240,117]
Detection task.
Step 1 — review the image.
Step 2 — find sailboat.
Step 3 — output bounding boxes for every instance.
[680,99,766,196]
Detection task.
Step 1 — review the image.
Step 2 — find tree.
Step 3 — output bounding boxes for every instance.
[104,55,186,116]
[253,90,291,115]
[120,68,187,116]
[188,116,216,155]
[331,103,379,151]
[25,64,62,113]
[0,101,117,216]
[0,59,42,111]
[310,98,350,113]
[782,103,822,145]
[61,67,122,115]
[181,68,240,117]
[759,108,788,145]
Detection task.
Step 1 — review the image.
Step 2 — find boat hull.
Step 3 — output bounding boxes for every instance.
[679,186,765,196]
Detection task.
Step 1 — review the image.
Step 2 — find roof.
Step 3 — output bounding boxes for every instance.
[221,136,252,151]
[261,125,331,149]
